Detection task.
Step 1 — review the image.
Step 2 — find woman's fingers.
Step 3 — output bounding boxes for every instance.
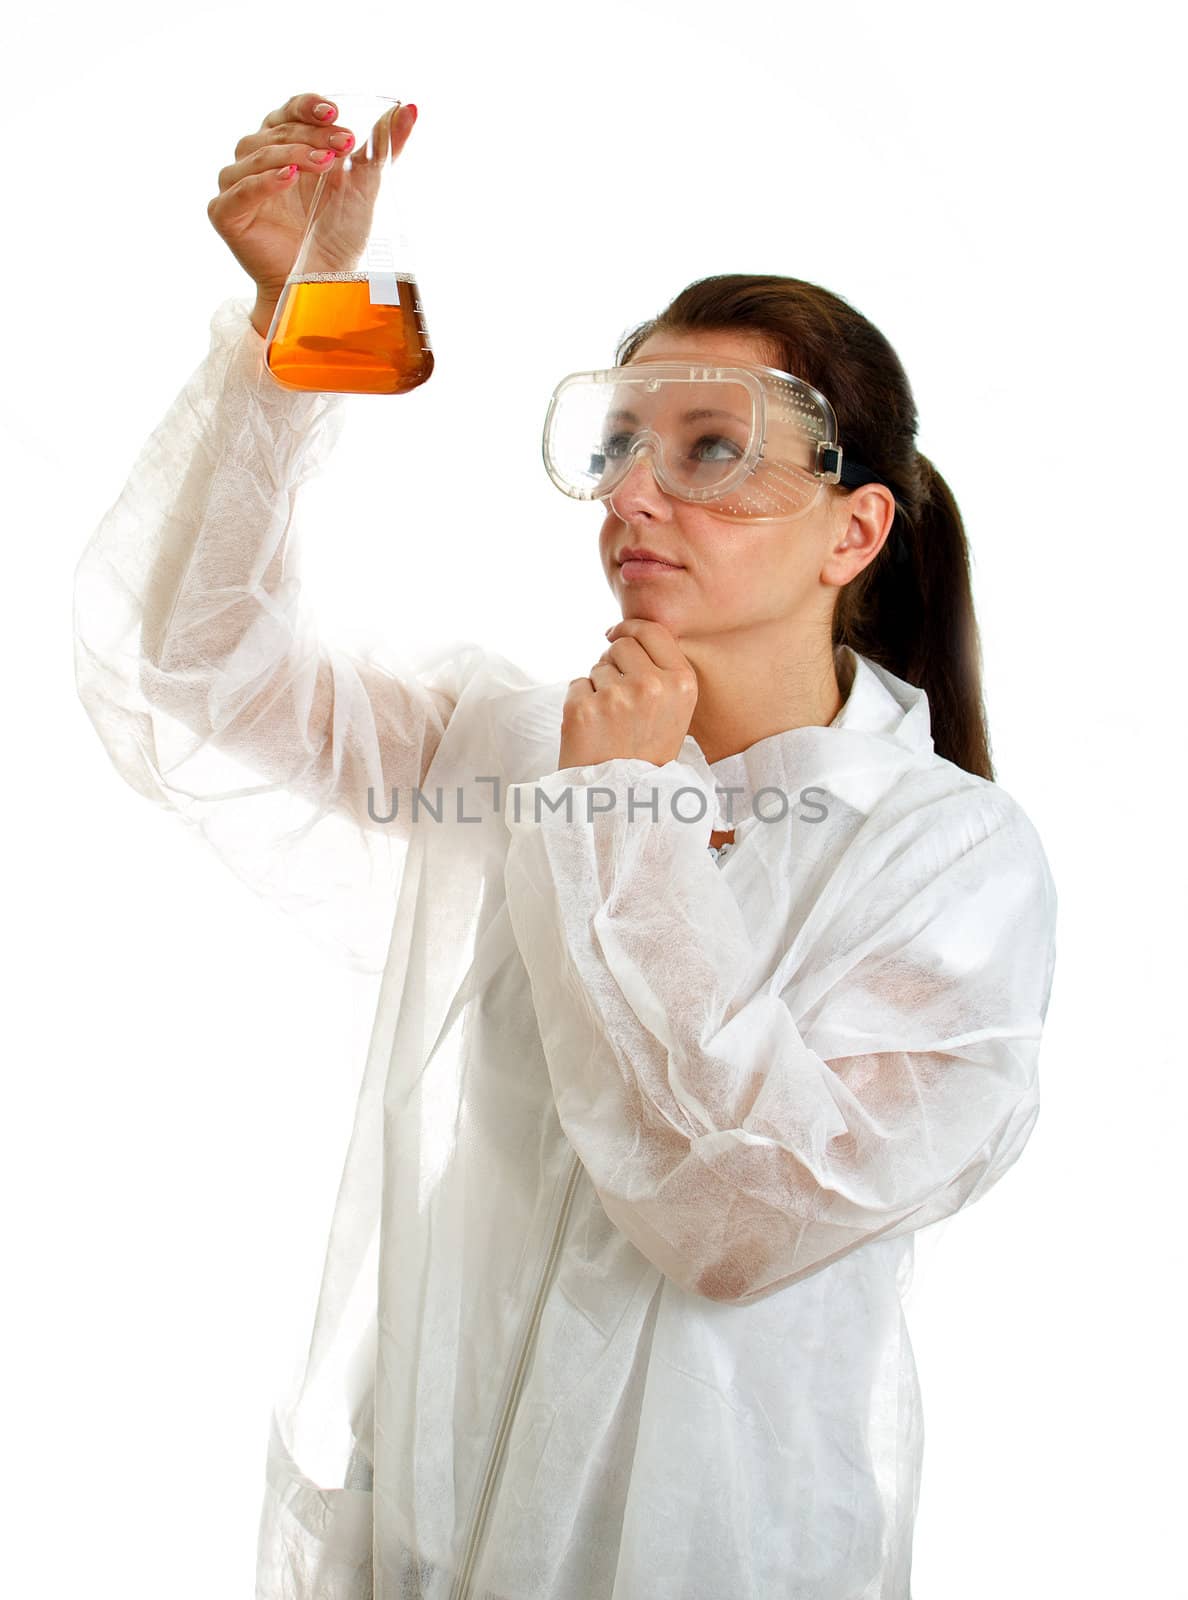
[605,618,692,673]
[259,91,343,133]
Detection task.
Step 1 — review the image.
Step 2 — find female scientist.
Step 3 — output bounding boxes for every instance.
[73,89,1057,1600]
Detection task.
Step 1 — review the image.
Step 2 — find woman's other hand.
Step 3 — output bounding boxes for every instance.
[558,619,699,770]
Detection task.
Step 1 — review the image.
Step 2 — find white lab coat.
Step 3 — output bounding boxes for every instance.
[73,297,1058,1600]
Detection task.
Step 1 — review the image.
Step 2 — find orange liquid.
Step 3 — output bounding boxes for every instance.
[265,273,434,395]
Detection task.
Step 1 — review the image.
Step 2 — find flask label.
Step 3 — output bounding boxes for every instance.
[365,237,402,306]
[367,272,401,306]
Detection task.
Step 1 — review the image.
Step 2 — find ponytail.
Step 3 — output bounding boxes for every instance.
[834,452,994,781]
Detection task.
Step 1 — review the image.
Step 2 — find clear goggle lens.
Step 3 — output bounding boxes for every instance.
[542,363,842,522]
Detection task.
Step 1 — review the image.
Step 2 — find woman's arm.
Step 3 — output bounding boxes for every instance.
[82,296,454,831]
[502,760,1057,1304]
[74,297,471,970]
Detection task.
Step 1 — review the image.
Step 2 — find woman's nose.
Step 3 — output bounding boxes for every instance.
[608,446,669,515]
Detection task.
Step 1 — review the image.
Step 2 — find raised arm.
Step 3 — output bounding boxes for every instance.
[73,294,468,969]
[73,94,464,969]
[126,296,454,835]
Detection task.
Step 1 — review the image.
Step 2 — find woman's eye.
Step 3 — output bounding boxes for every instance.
[590,433,742,476]
[589,435,631,475]
[691,434,742,462]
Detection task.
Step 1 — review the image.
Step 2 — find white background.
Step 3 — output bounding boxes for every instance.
[8,1,1184,1594]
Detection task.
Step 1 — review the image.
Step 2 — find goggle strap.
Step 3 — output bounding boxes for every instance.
[818,444,893,495]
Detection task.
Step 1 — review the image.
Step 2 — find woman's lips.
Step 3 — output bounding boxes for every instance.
[619,558,684,580]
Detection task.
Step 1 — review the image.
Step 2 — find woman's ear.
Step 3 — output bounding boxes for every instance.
[822,486,897,586]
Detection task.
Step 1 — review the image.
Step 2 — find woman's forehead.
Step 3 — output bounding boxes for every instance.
[632,329,779,368]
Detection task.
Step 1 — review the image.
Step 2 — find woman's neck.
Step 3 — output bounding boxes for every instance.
[685,642,852,766]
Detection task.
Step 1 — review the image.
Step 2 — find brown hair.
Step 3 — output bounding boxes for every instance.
[615,273,994,782]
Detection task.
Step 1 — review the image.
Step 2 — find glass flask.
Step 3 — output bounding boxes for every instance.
[262,90,434,396]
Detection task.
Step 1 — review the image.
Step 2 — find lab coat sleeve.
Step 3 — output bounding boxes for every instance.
[502,758,1058,1305]
[73,296,472,972]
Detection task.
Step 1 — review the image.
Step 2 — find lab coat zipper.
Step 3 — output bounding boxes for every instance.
[445,839,731,1594]
[448,1148,585,1600]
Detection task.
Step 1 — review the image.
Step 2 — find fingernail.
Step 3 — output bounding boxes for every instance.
[605,626,614,638]
[314,103,336,121]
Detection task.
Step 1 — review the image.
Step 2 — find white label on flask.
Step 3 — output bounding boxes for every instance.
[365,237,402,306]
[367,272,401,306]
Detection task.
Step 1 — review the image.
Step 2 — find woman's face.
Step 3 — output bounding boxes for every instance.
[597,328,859,641]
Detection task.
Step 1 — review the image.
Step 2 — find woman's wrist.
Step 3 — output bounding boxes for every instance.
[249,296,279,340]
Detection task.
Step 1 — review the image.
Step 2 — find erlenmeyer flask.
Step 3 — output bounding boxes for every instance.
[262,90,434,396]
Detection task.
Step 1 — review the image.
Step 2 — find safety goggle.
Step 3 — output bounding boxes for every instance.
[541,361,888,522]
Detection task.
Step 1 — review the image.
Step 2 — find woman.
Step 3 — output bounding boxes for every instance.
[73,90,1057,1600]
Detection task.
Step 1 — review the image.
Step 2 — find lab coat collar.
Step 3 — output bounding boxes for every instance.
[495,646,935,831]
[678,647,936,830]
